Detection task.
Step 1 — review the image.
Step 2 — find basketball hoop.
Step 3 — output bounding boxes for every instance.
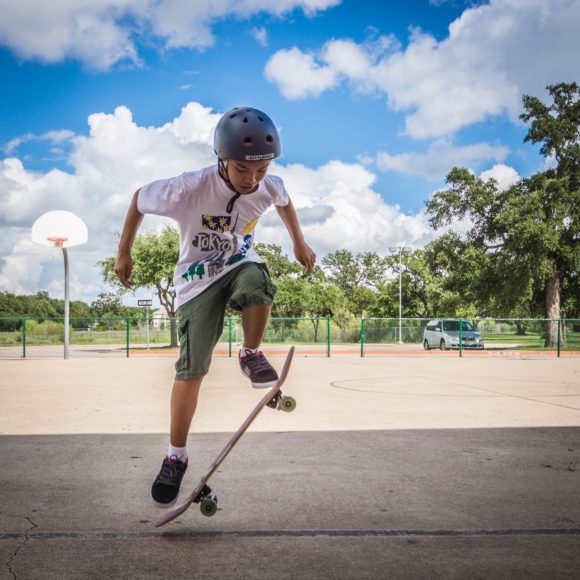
[31,211,88,248]
[31,211,88,360]
[47,237,69,247]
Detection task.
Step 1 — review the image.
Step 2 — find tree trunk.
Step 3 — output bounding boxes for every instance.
[311,318,319,343]
[515,321,527,336]
[156,285,178,347]
[544,258,561,347]
[170,318,178,348]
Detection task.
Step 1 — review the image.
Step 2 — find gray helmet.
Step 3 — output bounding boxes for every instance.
[214,107,281,161]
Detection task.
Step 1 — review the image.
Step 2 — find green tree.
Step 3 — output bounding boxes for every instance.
[271,277,310,318]
[520,82,580,327]
[254,243,302,278]
[100,225,180,345]
[306,280,346,342]
[321,250,387,315]
[70,300,92,328]
[426,83,580,345]
[521,82,580,188]
[90,292,126,318]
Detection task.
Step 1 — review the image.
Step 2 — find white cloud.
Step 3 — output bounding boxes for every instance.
[0,237,58,296]
[0,101,436,301]
[265,47,339,99]
[251,26,268,47]
[376,139,509,181]
[265,0,580,138]
[0,0,340,70]
[260,160,433,256]
[4,130,76,155]
[480,163,520,191]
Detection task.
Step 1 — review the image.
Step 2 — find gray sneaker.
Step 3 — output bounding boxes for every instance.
[239,349,279,388]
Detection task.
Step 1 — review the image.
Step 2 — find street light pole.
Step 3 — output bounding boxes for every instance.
[389,246,412,344]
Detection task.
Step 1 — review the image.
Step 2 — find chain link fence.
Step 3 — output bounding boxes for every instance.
[0,316,333,358]
[361,317,580,357]
[1,316,578,359]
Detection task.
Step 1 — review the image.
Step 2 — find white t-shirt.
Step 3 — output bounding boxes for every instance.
[137,164,289,308]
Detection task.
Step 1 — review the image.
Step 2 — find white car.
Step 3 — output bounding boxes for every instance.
[423,319,484,350]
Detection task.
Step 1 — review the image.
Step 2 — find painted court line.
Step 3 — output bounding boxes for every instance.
[2,528,580,541]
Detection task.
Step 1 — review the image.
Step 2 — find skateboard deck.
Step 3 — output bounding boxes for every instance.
[156,346,295,527]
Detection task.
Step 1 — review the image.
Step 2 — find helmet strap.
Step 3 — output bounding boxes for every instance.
[218,159,242,213]
[218,159,235,190]
[218,158,243,213]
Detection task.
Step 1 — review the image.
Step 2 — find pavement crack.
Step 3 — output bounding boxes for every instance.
[5,515,38,580]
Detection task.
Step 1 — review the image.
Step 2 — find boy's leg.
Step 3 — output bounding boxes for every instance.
[170,377,203,447]
[153,282,227,507]
[241,304,272,349]
[228,263,279,388]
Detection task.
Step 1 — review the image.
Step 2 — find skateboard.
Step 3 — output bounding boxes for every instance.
[156,346,296,527]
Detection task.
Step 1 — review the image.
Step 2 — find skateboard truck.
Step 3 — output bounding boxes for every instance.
[194,484,218,517]
[267,390,296,412]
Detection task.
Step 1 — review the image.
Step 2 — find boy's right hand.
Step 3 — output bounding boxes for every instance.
[115,253,134,288]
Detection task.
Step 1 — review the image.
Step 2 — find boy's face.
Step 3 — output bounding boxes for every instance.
[225,159,271,194]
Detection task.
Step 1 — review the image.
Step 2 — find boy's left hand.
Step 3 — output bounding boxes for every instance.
[294,241,316,275]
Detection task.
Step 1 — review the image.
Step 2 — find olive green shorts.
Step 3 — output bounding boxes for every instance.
[174,262,277,381]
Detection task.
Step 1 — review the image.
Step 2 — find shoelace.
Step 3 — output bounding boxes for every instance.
[157,459,185,486]
[243,351,272,374]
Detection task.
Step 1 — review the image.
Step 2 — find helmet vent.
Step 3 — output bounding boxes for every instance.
[266,135,273,143]
[243,137,253,147]
[229,113,237,119]
[243,117,248,123]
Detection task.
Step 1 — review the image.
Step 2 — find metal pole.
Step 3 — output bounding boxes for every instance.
[398,248,403,344]
[327,314,331,358]
[126,318,130,357]
[63,247,69,360]
[22,317,27,359]
[146,306,150,350]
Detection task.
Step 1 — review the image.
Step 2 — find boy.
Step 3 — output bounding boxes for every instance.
[115,107,316,506]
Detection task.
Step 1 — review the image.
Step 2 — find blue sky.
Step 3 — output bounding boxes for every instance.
[0,0,578,304]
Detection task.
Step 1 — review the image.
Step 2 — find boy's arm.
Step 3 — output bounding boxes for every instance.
[115,190,144,288]
[276,199,316,274]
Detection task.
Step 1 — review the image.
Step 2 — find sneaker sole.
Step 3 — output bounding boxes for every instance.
[151,495,178,509]
[240,367,278,389]
[251,379,278,389]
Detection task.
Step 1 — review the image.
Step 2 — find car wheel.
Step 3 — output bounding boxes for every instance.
[440,339,447,350]
[423,339,430,350]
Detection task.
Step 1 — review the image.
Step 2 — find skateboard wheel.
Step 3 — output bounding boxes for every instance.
[200,495,218,517]
[279,396,296,413]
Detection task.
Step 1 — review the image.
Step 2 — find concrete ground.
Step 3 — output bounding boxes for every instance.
[1,355,579,579]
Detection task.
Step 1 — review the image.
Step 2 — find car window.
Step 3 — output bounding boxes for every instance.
[441,320,477,332]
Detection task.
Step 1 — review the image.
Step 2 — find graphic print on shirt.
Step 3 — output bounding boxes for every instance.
[226,234,252,266]
[242,217,259,235]
[192,232,232,252]
[202,214,231,233]
[181,214,253,283]
[181,250,225,282]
